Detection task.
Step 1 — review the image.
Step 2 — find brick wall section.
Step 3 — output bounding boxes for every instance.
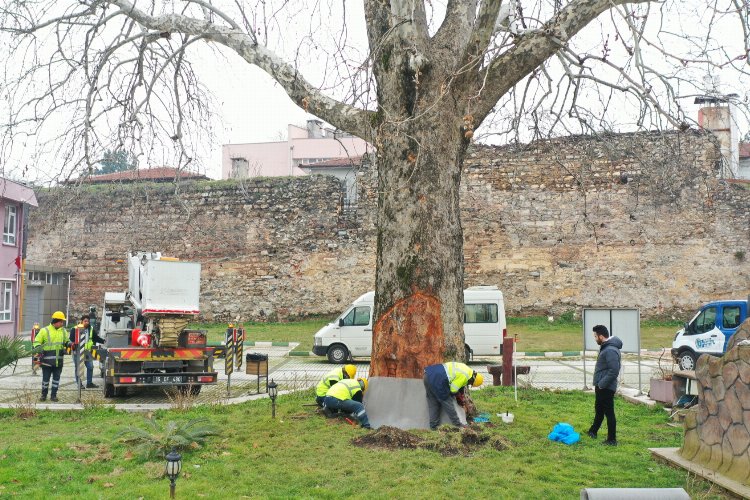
[27,130,750,321]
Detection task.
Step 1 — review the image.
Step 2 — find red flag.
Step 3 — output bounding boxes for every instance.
[14,256,21,269]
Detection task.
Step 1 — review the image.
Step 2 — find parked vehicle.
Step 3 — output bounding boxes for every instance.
[97,252,217,397]
[671,299,748,371]
[312,286,507,363]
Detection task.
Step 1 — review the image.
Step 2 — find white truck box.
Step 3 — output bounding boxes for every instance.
[128,253,201,315]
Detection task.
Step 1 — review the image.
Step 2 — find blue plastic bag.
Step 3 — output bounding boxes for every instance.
[547,422,580,445]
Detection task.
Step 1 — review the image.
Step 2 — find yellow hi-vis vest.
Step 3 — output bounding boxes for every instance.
[444,362,473,394]
[326,379,362,401]
[33,324,68,367]
[316,367,345,397]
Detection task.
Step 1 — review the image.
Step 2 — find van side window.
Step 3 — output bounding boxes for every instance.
[464,304,498,323]
[342,306,370,326]
[723,306,742,329]
[691,307,717,334]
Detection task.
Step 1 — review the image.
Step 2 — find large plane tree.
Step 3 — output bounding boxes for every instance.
[1,1,748,380]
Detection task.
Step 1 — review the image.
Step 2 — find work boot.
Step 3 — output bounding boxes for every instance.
[322,407,335,418]
[86,383,99,389]
[39,395,47,402]
[601,439,617,446]
[587,431,597,439]
[50,395,59,402]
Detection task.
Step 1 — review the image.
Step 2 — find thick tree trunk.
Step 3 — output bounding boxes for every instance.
[370,115,468,378]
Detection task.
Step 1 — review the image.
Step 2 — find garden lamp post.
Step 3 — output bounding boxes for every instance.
[165,448,182,499]
[268,379,278,418]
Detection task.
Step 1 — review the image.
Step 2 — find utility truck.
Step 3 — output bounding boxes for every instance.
[671,299,748,371]
[313,286,507,363]
[97,252,217,397]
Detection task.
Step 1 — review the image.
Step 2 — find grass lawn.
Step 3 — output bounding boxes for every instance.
[0,387,724,499]
[189,315,682,354]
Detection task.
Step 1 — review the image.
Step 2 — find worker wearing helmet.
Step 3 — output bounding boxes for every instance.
[315,364,357,406]
[423,361,484,430]
[323,378,371,429]
[33,311,71,402]
[69,315,105,389]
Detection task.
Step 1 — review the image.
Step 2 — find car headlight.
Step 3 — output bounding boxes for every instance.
[314,337,321,346]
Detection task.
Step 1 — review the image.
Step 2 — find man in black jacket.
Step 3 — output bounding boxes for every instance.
[587,325,622,446]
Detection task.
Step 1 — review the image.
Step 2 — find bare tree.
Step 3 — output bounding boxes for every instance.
[1,1,748,383]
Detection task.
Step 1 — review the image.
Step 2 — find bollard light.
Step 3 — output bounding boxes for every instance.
[165,448,182,499]
[268,379,278,418]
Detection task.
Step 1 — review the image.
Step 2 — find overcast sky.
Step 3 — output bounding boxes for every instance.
[4,0,749,183]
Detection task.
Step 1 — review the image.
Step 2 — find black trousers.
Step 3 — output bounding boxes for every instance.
[590,386,616,441]
[41,364,63,397]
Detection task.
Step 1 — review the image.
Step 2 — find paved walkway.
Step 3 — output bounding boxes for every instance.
[0,347,664,411]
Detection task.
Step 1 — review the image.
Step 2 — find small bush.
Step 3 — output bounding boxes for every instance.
[114,415,218,459]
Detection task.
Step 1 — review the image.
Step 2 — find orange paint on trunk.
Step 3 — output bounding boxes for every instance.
[371,292,444,379]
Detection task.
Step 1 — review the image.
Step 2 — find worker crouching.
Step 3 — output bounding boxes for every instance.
[423,362,483,430]
[315,364,356,407]
[323,378,371,429]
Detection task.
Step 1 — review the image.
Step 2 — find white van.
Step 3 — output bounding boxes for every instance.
[312,286,507,363]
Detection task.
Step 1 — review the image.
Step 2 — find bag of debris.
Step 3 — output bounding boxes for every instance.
[547,422,580,445]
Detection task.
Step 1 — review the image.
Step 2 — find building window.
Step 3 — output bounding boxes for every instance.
[3,205,17,245]
[0,282,11,321]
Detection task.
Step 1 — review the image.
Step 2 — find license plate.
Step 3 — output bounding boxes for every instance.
[149,375,185,384]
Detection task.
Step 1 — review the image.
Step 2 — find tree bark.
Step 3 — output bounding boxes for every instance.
[370,113,469,378]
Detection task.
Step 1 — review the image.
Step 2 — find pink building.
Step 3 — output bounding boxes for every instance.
[221,120,370,179]
[0,178,38,338]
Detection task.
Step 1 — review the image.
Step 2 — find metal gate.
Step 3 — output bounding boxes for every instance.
[23,285,43,331]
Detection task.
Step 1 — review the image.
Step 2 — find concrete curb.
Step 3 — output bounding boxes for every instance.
[0,390,291,412]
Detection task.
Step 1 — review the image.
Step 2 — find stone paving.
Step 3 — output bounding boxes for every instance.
[0,348,663,409]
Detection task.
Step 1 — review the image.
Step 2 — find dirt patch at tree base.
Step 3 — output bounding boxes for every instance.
[352,426,424,450]
[351,424,512,456]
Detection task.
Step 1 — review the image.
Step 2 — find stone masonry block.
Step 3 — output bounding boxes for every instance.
[700,415,723,446]
[739,357,750,385]
[722,361,739,386]
[728,423,750,456]
[724,450,750,485]
[694,442,713,466]
[710,373,726,401]
[703,387,718,416]
[708,356,722,378]
[681,427,700,460]
[735,379,750,411]
[718,402,733,431]
[725,386,746,422]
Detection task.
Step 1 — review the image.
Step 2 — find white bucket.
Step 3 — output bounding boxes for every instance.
[499,412,514,423]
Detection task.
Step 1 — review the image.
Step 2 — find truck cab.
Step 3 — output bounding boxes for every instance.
[671,300,748,370]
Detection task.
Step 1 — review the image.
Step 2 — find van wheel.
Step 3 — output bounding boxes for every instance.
[327,344,349,364]
[678,351,697,371]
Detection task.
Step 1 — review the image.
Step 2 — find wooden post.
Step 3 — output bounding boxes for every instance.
[502,337,514,386]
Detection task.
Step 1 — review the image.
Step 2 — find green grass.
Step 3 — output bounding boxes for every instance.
[507,316,681,352]
[189,317,331,352]
[189,315,682,354]
[0,388,725,498]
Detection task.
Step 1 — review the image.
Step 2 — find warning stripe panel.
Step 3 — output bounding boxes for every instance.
[110,348,208,360]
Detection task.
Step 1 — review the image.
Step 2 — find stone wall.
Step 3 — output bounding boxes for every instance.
[681,322,750,484]
[26,129,750,321]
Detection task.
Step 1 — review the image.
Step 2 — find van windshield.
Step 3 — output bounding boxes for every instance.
[464,304,498,323]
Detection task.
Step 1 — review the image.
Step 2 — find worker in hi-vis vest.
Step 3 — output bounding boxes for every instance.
[315,364,356,406]
[423,361,483,430]
[323,378,371,429]
[70,315,105,389]
[33,311,71,402]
